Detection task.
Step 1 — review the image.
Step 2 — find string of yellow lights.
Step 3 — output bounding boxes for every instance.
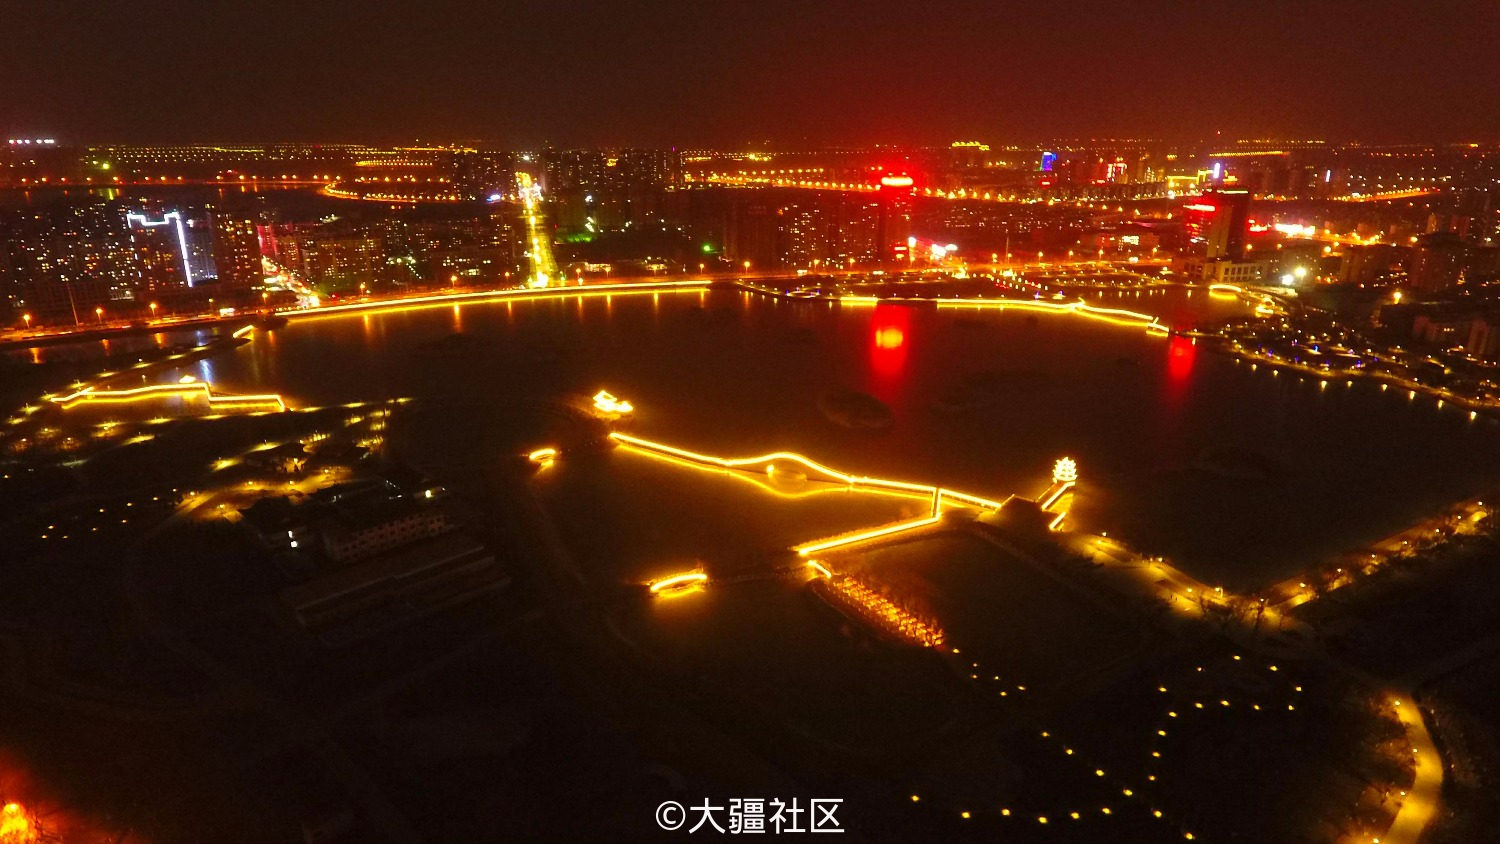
[47,380,289,412]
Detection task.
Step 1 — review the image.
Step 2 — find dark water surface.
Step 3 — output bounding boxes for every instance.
[173,287,1500,590]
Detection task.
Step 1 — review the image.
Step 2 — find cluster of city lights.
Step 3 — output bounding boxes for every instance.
[321,184,462,204]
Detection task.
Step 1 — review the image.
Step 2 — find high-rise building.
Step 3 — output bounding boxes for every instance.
[0,200,140,322]
[875,175,914,264]
[1184,190,1251,261]
[182,216,219,282]
[1409,232,1469,292]
[207,207,264,291]
[540,148,682,230]
[277,230,383,289]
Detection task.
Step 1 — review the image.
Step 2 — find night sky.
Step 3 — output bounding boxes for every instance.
[2,0,1497,146]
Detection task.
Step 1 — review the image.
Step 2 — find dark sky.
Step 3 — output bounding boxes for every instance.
[3,0,1497,146]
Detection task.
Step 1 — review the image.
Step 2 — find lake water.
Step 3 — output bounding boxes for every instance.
[130,286,1500,590]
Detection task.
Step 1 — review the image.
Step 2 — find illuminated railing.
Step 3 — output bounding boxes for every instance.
[648,570,708,596]
[48,381,288,412]
[836,294,1170,335]
[608,431,1012,555]
[282,280,710,322]
[617,438,934,504]
[1039,481,1075,511]
[796,514,945,555]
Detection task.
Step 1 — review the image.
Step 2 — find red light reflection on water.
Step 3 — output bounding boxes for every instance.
[875,326,904,350]
[1167,334,1196,384]
[870,304,910,380]
[1161,333,1199,416]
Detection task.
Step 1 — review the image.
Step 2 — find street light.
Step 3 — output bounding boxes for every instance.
[743,260,751,273]
[149,302,158,319]
[21,313,31,329]
[94,306,104,324]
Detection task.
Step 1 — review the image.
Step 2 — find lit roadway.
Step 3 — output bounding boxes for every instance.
[1386,694,1441,844]
[515,171,559,286]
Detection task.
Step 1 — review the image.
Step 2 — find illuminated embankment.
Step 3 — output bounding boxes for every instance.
[931,298,1168,335]
[281,280,710,322]
[691,173,1172,206]
[321,184,462,204]
[47,380,289,412]
[1229,342,1496,418]
[607,431,1013,555]
[1039,481,1076,531]
[743,282,1170,336]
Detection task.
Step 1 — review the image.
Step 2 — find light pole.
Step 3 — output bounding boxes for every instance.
[21,313,31,330]
[65,280,80,326]
[149,302,158,320]
[94,306,104,325]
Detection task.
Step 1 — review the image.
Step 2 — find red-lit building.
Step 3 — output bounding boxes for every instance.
[1183,189,1251,261]
[875,174,914,265]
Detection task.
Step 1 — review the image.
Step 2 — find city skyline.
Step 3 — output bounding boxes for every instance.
[3,8,1500,841]
[3,1,1500,145]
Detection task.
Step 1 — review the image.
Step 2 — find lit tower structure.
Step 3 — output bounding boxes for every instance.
[1052,457,1078,486]
[875,174,914,266]
[1040,457,1077,530]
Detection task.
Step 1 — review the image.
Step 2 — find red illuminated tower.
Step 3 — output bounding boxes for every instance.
[876,175,914,265]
